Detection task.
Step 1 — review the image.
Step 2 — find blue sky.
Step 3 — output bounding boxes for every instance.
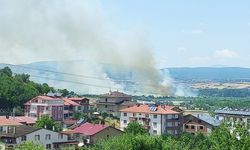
[99,1,250,67]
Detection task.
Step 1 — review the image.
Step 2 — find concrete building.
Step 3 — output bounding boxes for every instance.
[119,104,183,135]
[96,91,135,117]
[73,122,123,145]
[215,108,250,127]
[183,114,221,135]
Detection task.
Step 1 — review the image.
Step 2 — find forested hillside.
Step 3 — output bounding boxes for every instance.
[0,67,70,111]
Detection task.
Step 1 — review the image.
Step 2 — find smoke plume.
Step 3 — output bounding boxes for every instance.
[0,0,174,96]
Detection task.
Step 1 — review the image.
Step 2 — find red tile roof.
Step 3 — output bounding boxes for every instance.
[63,98,81,106]
[73,122,108,135]
[119,104,180,115]
[0,117,23,126]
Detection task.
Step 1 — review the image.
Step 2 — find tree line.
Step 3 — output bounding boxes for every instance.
[0,67,73,112]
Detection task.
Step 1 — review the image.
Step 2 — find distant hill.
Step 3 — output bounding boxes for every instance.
[1,62,250,85]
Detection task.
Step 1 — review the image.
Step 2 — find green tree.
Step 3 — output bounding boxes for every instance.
[35,115,61,131]
[14,141,45,150]
[124,122,148,135]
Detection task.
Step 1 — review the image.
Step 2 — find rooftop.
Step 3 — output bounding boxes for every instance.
[119,104,181,115]
[0,125,40,138]
[215,108,250,116]
[63,98,81,106]
[196,114,221,127]
[0,116,36,124]
[100,91,131,98]
[0,117,23,126]
[73,122,108,136]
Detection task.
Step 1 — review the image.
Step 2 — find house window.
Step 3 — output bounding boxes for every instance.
[21,136,27,141]
[123,113,127,117]
[35,135,40,140]
[200,126,204,130]
[45,134,51,140]
[191,125,195,129]
[133,113,136,117]
[139,113,141,115]
[105,105,107,108]
[46,144,51,149]
[146,114,149,118]
[105,98,108,102]
[0,127,3,132]
[153,122,157,127]
[153,130,157,134]
[153,114,157,119]
[123,120,127,124]
[185,125,189,129]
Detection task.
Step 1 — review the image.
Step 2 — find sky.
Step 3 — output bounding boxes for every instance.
[100,0,250,68]
[0,0,250,68]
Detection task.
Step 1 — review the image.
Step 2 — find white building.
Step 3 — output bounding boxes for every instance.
[119,104,183,135]
[0,125,76,149]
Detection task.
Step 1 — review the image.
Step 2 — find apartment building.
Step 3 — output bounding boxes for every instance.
[183,114,221,135]
[68,98,91,113]
[96,91,136,117]
[119,104,183,135]
[24,95,64,121]
[215,108,250,127]
[25,94,91,121]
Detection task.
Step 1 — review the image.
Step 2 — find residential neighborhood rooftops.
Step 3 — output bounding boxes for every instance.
[0,116,37,125]
[0,117,23,126]
[73,122,108,136]
[119,104,181,115]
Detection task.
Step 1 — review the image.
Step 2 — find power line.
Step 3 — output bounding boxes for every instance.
[2,63,170,95]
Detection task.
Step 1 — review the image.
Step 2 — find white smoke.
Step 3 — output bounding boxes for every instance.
[0,0,174,95]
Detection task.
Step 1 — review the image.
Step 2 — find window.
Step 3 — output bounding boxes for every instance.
[175,115,178,119]
[35,135,40,140]
[146,114,149,118]
[105,98,108,102]
[175,130,178,135]
[139,113,141,115]
[21,136,26,141]
[123,120,127,124]
[45,134,51,140]
[153,130,157,134]
[153,114,157,119]
[46,144,51,149]
[123,113,127,117]
[200,126,204,130]
[185,125,189,129]
[153,122,157,127]
[191,126,195,129]
[0,127,3,132]
[105,105,107,108]
[133,113,136,117]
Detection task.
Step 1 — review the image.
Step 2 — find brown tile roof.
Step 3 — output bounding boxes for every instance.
[100,91,131,98]
[119,104,180,115]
